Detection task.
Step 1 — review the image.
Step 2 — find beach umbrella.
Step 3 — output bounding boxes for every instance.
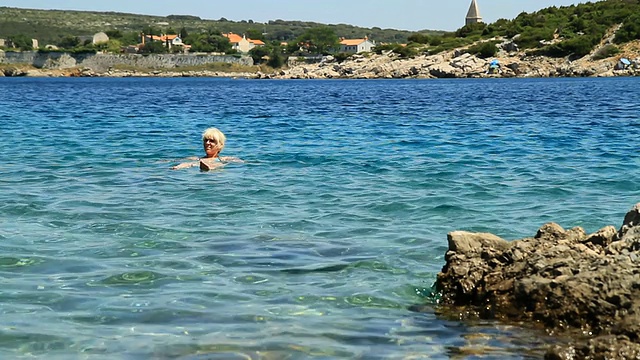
[621,58,631,65]
[490,59,500,66]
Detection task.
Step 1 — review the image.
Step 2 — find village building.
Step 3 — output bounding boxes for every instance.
[222,33,265,53]
[339,37,375,54]
[466,0,483,26]
[0,38,38,49]
[140,33,189,52]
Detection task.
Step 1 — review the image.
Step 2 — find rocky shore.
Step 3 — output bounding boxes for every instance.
[2,40,639,79]
[264,41,640,80]
[429,203,640,359]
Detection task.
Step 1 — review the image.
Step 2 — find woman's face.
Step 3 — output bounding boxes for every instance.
[203,138,223,158]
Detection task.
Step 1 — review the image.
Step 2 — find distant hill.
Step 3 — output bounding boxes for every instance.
[0,6,445,45]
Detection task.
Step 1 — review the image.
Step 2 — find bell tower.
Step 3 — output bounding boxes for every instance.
[466,0,483,26]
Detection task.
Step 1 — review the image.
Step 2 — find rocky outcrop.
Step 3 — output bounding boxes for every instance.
[432,203,640,359]
[270,45,640,79]
[2,42,639,79]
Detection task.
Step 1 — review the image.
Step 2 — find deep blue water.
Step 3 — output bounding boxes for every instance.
[1,77,639,359]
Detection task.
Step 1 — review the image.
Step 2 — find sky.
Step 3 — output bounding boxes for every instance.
[1,0,589,31]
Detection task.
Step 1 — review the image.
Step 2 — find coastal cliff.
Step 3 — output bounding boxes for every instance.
[428,203,640,359]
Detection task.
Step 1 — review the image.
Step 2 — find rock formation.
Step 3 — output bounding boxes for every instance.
[432,203,640,359]
[2,39,639,79]
[266,43,640,80]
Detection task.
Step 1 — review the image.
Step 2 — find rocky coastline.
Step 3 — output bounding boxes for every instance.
[262,38,640,79]
[428,203,640,359]
[2,43,640,80]
[2,41,640,79]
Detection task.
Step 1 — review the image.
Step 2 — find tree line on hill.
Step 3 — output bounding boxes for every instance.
[398,0,640,60]
[1,0,640,68]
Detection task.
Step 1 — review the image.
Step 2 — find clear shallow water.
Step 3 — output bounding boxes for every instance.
[1,77,639,359]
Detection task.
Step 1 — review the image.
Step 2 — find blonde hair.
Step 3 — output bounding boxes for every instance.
[202,127,226,148]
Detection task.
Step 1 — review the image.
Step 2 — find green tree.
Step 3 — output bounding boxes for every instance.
[248,45,270,64]
[477,42,498,58]
[267,49,285,68]
[103,39,123,53]
[120,32,140,46]
[139,41,167,54]
[407,33,430,44]
[614,13,640,43]
[9,34,34,50]
[179,27,189,39]
[455,22,486,38]
[185,32,232,53]
[272,29,295,41]
[245,28,264,41]
[295,26,339,55]
[142,26,161,37]
[541,35,597,58]
[57,35,80,49]
[105,30,123,39]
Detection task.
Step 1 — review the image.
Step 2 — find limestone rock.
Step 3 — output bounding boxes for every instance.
[432,203,640,358]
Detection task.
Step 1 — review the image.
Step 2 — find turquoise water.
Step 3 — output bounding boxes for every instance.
[1,77,639,359]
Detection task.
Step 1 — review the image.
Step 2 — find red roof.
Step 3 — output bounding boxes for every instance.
[223,33,244,44]
[223,32,264,45]
[340,38,368,46]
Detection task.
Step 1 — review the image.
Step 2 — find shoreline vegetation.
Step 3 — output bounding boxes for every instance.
[2,40,639,79]
[2,1,640,79]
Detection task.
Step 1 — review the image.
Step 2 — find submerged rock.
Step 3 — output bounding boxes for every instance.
[432,203,640,359]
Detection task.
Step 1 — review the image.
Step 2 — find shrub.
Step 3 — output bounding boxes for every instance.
[267,52,284,68]
[591,44,620,60]
[372,44,395,54]
[429,36,442,46]
[393,44,419,58]
[538,35,598,58]
[465,41,499,58]
[614,13,640,44]
[249,46,270,64]
[477,42,499,58]
[407,33,430,44]
[514,28,555,49]
[455,23,486,38]
[70,46,97,54]
[333,52,350,62]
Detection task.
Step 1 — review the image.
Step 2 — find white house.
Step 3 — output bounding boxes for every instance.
[339,37,375,54]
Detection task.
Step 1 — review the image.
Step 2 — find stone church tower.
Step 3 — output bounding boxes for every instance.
[465,0,483,26]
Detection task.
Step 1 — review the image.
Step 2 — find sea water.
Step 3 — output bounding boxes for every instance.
[1,77,639,359]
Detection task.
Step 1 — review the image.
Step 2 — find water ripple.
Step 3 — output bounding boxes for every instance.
[1,77,639,358]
